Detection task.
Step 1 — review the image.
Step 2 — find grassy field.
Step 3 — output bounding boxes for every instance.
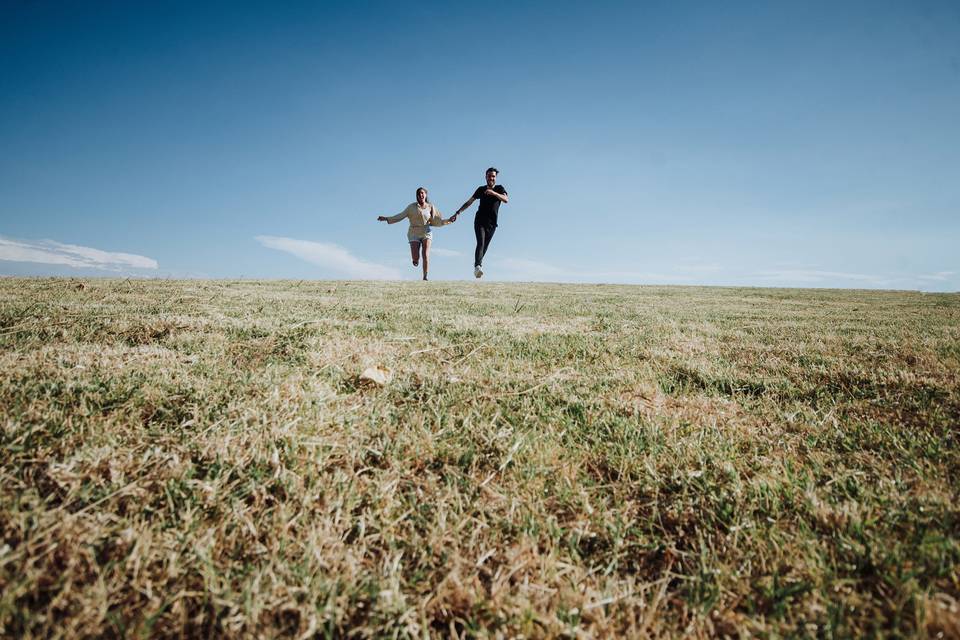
[1,277,958,638]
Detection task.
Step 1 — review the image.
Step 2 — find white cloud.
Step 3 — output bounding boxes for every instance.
[673,262,723,274]
[754,269,889,284]
[431,248,462,257]
[917,271,955,282]
[0,235,158,270]
[592,270,697,283]
[499,257,567,279]
[256,235,401,280]
[493,257,696,284]
[748,269,960,291]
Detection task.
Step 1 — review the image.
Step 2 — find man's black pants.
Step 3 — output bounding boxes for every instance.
[474,220,496,267]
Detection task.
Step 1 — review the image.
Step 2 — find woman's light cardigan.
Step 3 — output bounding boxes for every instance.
[385,203,451,242]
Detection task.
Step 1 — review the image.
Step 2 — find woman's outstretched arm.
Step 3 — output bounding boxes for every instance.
[378,204,413,224]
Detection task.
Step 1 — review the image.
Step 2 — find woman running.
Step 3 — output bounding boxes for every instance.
[377,187,456,281]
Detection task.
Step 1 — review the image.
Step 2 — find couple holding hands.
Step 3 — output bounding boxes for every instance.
[377,167,508,281]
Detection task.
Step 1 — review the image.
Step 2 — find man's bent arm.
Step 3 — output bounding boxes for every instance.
[486,190,508,203]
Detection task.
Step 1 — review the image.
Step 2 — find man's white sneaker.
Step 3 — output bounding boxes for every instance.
[474,266,483,279]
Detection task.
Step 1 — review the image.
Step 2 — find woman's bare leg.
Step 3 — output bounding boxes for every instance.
[420,238,431,280]
[409,241,420,266]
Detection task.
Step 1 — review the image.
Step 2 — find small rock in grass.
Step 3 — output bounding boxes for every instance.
[360,365,391,387]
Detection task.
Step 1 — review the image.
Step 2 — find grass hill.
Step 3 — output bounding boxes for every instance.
[1,278,958,637]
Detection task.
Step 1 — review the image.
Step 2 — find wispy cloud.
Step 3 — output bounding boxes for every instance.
[917,271,955,282]
[673,262,723,274]
[499,257,567,279]
[751,268,960,290]
[492,260,957,291]
[753,269,890,285]
[256,235,401,280]
[431,248,462,257]
[494,257,697,284]
[0,235,158,270]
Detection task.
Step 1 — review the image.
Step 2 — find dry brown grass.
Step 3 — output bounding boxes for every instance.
[1,278,958,638]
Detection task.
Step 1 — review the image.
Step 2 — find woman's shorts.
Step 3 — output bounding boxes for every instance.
[407,229,432,243]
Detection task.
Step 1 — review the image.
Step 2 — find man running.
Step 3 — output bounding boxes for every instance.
[450,167,509,278]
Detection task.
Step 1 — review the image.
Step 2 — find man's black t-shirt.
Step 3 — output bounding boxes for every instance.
[472,185,508,226]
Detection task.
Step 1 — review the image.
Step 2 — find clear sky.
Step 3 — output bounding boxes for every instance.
[1,0,958,290]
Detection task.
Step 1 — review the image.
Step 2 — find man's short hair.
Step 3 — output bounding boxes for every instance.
[486,167,499,175]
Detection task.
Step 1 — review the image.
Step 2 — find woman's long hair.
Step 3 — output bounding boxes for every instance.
[416,187,430,204]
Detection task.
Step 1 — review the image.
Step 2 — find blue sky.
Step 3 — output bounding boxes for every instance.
[1,0,958,290]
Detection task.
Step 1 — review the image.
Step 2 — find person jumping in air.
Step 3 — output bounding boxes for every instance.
[377,186,456,281]
[450,167,508,279]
